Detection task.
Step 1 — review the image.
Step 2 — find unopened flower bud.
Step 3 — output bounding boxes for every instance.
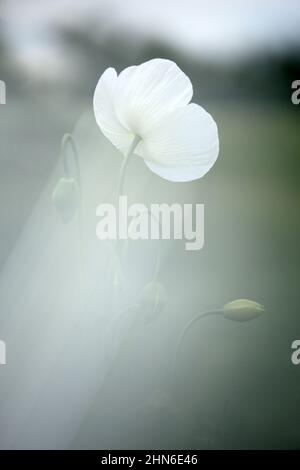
[223,299,265,322]
[52,177,79,223]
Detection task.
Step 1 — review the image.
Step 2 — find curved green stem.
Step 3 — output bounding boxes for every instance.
[150,211,162,282]
[116,135,141,200]
[122,207,162,282]
[61,133,84,309]
[172,309,223,383]
[105,304,138,361]
[111,135,141,314]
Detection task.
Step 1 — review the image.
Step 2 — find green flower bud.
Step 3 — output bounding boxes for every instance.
[52,177,79,223]
[223,299,265,322]
[140,281,167,323]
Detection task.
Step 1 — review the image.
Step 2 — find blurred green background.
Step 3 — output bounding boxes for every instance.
[0,0,299,450]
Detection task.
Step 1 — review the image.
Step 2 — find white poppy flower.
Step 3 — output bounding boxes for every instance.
[93,58,219,182]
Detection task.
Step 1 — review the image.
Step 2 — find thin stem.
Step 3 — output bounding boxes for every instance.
[172,309,223,383]
[104,304,138,362]
[60,133,84,309]
[122,207,162,282]
[150,211,162,282]
[111,135,141,315]
[116,135,141,199]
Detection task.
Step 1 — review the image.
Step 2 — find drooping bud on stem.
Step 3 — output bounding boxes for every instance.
[222,299,265,322]
[172,299,265,383]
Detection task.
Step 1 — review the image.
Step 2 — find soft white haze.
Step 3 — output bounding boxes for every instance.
[2,0,300,66]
